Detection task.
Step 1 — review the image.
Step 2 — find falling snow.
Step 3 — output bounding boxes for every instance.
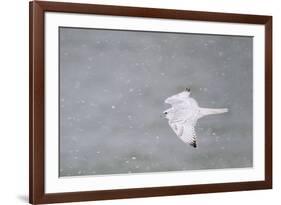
[59,27,253,177]
[218,51,223,57]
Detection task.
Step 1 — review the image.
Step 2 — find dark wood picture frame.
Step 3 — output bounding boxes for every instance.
[29,1,272,204]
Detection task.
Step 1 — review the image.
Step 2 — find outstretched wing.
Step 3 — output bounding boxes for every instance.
[165,91,190,106]
[165,91,198,111]
[169,121,197,148]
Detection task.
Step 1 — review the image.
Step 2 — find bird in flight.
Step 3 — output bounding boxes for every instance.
[163,88,228,148]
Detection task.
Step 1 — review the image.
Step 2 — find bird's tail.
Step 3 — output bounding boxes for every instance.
[199,108,228,118]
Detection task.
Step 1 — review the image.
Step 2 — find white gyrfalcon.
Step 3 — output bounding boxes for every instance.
[163,88,228,148]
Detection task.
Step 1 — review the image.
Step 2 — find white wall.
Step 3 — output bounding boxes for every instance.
[0,0,279,204]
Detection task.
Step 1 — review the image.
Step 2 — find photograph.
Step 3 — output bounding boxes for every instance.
[29,1,272,203]
[59,27,253,177]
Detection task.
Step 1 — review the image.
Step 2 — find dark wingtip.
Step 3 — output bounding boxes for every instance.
[185,88,191,92]
[190,141,197,148]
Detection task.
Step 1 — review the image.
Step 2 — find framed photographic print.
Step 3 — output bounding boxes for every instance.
[29,1,272,204]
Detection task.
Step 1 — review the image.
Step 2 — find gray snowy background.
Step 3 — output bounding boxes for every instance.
[59,27,253,177]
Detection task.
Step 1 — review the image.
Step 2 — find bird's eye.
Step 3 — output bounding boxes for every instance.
[164,112,168,115]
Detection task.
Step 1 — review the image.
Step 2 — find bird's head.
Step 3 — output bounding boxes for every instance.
[163,108,173,120]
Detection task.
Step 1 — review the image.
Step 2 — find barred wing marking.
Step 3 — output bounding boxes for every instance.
[169,121,197,148]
